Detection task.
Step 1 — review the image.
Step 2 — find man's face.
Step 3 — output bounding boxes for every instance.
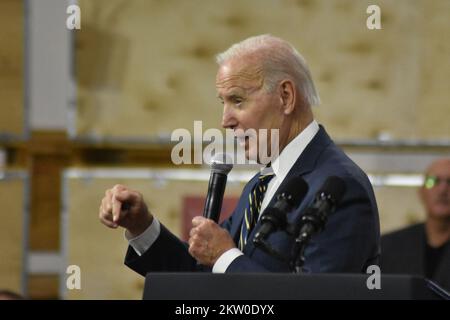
[419,159,450,220]
[215,58,286,162]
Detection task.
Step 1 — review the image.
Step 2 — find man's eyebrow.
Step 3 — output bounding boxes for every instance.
[216,95,243,103]
[216,90,245,99]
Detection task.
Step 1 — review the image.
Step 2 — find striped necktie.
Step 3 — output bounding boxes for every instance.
[238,172,274,250]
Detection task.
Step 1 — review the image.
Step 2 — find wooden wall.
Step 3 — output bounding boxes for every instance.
[0,176,26,294]
[0,0,26,297]
[75,0,450,140]
[375,186,425,234]
[0,0,24,137]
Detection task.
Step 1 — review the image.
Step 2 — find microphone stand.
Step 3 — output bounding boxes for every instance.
[252,221,308,273]
[286,223,308,273]
[290,193,335,273]
[253,210,329,273]
[290,230,309,274]
[253,238,290,263]
[252,217,315,273]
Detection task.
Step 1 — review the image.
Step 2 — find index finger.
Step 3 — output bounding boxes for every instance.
[192,216,206,227]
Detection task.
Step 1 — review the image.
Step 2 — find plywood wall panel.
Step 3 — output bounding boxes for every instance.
[375,186,425,234]
[0,0,24,136]
[416,0,450,138]
[0,178,25,294]
[75,0,450,140]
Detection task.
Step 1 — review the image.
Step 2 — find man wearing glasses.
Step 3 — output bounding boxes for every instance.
[381,158,450,291]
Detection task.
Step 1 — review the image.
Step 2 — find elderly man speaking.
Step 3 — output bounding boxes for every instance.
[99,35,380,275]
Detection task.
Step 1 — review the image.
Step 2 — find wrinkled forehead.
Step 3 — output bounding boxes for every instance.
[426,159,450,177]
[215,59,264,91]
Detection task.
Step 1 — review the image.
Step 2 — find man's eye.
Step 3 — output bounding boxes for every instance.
[233,98,243,105]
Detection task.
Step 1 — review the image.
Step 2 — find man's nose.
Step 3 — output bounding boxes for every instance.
[221,104,237,129]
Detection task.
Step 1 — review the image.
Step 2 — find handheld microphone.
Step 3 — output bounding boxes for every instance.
[202,153,233,223]
[253,176,309,245]
[296,176,346,241]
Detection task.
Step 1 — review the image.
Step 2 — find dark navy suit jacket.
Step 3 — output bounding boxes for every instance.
[125,126,380,275]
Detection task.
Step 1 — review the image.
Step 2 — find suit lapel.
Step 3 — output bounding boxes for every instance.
[243,125,332,252]
[262,125,331,211]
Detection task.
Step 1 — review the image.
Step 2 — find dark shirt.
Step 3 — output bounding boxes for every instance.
[425,240,450,279]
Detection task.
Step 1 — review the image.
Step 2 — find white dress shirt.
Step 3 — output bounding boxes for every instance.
[126,120,320,273]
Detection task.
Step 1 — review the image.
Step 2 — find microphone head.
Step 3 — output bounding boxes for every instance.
[318,176,346,203]
[210,153,233,175]
[278,176,309,204]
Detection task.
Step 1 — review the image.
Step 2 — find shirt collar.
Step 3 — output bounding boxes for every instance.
[263,120,319,181]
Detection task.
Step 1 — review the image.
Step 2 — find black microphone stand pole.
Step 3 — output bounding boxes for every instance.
[291,231,309,274]
[290,202,330,273]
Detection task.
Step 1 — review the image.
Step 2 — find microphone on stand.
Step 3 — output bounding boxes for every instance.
[292,176,346,272]
[253,176,309,245]
[202,153,233,223]
[296,176,346,241]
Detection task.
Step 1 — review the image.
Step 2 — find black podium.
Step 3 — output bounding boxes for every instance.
[143,273,449,300]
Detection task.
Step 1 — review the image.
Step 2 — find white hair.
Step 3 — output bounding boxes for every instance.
[216,34,320,106]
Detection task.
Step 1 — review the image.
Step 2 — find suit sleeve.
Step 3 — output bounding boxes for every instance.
[301,176,380,273]
[124,224,198,276]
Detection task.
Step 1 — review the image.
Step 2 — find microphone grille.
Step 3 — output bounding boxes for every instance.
[211,153,233,174]
[319,176,346,202]
[279,176,309,204]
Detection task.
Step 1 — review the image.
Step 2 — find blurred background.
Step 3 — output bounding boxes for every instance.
[0,0,448,299]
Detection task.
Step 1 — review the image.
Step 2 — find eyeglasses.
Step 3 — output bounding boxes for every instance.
[424,176,450,189]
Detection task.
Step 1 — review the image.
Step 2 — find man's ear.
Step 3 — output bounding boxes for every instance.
[278,80,296,115]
